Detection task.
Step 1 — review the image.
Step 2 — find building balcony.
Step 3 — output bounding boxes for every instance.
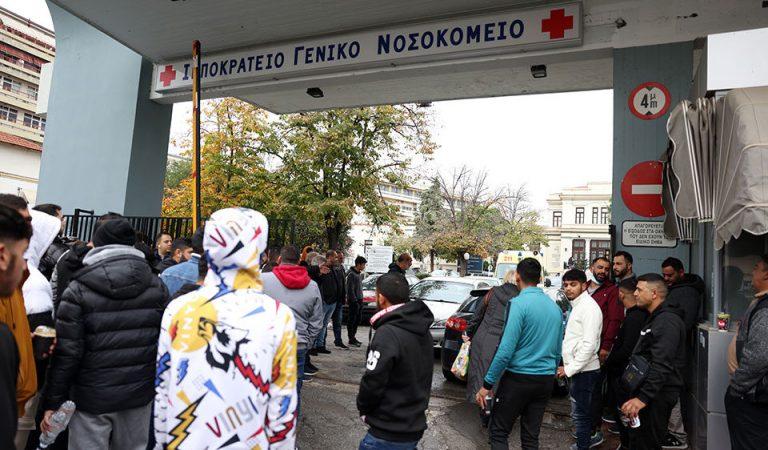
[0,119,44,143]
[0,89,36,111]
[0,57,40,84]
[0,26,55,62]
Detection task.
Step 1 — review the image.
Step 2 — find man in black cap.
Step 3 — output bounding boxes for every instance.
[41,219,168,449]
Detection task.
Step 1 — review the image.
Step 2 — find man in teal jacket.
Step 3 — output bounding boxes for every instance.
[476,257,564,450]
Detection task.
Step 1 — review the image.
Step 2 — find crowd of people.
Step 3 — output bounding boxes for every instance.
[0,192,766,449]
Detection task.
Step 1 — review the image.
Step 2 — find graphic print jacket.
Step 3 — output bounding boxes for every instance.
[154,208,298,449]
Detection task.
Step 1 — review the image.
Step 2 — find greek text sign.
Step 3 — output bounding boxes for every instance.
[153,3,582,93]
[622,221,677,248]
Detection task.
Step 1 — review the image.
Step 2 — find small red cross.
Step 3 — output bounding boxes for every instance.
[159,65,177,87]
[541,8,574,40]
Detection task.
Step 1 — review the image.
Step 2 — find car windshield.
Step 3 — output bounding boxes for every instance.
[495,263,517,279]
[410,280,474,304]
[459,296,483,313]
[362,274,381,290]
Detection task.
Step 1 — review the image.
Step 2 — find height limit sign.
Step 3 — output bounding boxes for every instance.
[629,82,671,120]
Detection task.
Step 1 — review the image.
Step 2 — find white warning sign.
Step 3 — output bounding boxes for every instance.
[629,82,671,120]
[622,221,677,248]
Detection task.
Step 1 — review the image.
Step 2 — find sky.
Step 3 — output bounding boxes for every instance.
[6,0,613,212]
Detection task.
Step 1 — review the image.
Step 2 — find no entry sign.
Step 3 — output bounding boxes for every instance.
[621,160,665,218]
[628,82,671,120]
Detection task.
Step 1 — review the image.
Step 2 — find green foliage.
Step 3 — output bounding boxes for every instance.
[163,99,434,250]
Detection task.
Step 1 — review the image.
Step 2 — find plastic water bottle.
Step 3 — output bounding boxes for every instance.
[38,401,75,449]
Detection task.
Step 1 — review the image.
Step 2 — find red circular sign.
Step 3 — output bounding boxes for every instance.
[628,82,671,120]
[621,160,665,218]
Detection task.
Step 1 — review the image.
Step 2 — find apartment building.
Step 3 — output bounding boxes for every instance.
[0,6,55,203]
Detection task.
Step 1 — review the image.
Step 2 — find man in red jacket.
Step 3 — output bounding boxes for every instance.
[586,256,625,439]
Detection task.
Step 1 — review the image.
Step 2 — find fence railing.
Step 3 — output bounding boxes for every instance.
[63,211,296,249]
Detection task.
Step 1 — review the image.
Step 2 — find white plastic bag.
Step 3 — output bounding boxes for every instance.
[451,341,470,380]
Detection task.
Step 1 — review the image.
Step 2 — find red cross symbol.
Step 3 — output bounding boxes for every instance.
[159,65,177,87]
[541,8,574,40]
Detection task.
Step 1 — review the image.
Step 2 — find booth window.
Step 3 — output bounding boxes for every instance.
[575,207,584,224]
[722,232,768,322]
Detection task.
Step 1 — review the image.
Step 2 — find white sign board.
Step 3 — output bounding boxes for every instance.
[622,221,677,248]
[365,246,394,273]
[153,2,582,94]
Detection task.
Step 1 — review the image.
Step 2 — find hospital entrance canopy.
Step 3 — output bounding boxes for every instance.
[48,0,768,112]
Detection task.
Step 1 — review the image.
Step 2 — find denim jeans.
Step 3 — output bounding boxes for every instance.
[314,302,337,348]
[358,432,419,450]
[296,348,307,415]
[570,369,601,450]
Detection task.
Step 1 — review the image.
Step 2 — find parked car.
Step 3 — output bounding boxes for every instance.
[464,275,502,287]
[409,277,496,348]
[440,290,488,382]
[345,272,419,324]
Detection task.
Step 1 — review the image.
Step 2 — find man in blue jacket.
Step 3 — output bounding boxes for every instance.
[476,258,564,450]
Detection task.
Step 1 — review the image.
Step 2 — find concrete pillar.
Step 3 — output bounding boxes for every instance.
[611,43,693,275]
[37,3,172,216]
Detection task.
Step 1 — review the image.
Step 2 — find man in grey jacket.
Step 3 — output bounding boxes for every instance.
[725,254,768,450]
[262,245,324,405]
[346,256,367,347]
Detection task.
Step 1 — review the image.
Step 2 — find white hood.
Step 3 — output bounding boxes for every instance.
[24,209,61,269]
[22,209,60,315]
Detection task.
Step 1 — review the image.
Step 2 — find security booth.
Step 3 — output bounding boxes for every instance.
[663,29,768,448]
[31,1,768,448]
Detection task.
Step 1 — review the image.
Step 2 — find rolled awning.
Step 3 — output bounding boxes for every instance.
[714,87,768,250]
[666,97,717,223]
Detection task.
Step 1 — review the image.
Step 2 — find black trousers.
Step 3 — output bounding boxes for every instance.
[347,301,363,340]
[489,372,554,450]
[628,389,678,450]
[725,387,768,450]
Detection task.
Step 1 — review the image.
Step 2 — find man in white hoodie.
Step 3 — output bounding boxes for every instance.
[557,269,603,450]
[154,208,297,449]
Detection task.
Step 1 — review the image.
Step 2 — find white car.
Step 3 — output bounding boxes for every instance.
[409,276,497,348]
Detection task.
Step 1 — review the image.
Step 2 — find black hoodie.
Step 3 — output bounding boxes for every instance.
[667,273,705,333]
[388,262,406,275]
[631,302,686,405]
[357,300,434,442]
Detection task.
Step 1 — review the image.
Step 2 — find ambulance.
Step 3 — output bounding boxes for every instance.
[493,250,544,281]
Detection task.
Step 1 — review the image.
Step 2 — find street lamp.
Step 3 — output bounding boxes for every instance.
[464,252,470,260]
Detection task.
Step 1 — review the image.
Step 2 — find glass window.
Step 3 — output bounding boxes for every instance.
[575,207,585,224]
[572,239,586,262]
[409,280,473,304]
[592,207,598,224]
[552,211,562,227]
[0,105,18,122]
[23,113,44,130]
[600,207,610,224]
[589,240,611,262]
[722,232,768,322]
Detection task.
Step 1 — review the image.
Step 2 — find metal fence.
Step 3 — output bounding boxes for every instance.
[63,210,296,249]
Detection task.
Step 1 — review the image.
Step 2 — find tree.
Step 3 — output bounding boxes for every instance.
[163,98,278,218]
[162,100,435,251]
[403,166,547,275]
[268,105,435,249]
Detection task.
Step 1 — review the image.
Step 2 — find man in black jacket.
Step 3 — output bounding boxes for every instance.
[725,254,768,450]
[331,250,348,349]
[388,253,412,275]
[661,257,704,449]
[357,273,433,449]
[621,274,686,450]
[41,219,168,449]
[346,255,367,347]
[308,252,337,354]
[606,277,649,448]
[31,204,69,281]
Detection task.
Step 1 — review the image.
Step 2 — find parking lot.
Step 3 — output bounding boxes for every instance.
[296,324,612,449]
